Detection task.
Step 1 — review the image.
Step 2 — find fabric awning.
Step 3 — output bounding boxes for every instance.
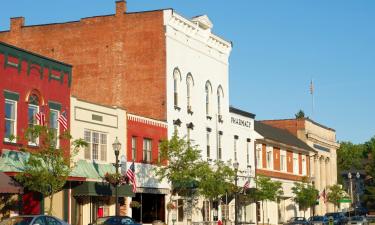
[70,160,116,180]
[0,172,23,194]
[72,182,134,197]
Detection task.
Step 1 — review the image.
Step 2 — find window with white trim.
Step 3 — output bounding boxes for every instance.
[187,74,194,112]
[246,139,251,165]
[49,109,59,148]
[205,81,212,117]
[234,136,238,162]
[218,131,223,160]
[266,148,273,169]
[280,150,287,172]
[173,68,181,109]
[206,130,211,159]
[4,99,17,142]
[131,136,137,161]
[293,154,299,174]
[84,130,107,161]
[217,86,224,119]
[256,146,262,169]
[143,138,152,163]
[302,155,307,175]
[28,95,39,145]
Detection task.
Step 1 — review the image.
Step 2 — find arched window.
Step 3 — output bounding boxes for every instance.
[205,81,212,118]
[28,94,40,145]
[173,68,181,109]
[217,85,224,121]
[186,73,194,113]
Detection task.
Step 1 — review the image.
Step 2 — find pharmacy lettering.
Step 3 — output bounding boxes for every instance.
[231,117,251,128]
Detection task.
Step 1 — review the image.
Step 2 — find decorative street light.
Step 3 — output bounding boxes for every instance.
[112,137,122,216]
[233,161,239,225]
[348,172,353,208]
[356,172,361,207]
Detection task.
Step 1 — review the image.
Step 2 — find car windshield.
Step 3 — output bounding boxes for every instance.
[350,216,364,221]
[0,217,34,225]
[95,218,108,225]
[310,217,325,221]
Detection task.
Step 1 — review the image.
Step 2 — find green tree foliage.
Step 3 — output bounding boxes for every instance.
[16,125,86,215]
[363,136,375,210]
[295,110,305,119]
[336,141,365,184]
[255,175,283,225]
[291,177,319,217]
[327,184,347,212]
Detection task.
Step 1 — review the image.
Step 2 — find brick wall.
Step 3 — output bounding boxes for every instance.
[287,150,293,173]
[0,2,167,120]
[261,119,306,136]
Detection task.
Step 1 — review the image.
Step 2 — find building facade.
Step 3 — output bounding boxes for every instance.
[254,121,317,225]
[0,41,72,217]
[261,118,339,215]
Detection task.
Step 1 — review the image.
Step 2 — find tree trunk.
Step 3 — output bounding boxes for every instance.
[48,193,54,215]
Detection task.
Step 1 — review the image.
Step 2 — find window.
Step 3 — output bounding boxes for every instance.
[143,138,152,162]
[266,149,273,169]
[28,95,39,145]
[84,130,107,161]
[173,68,181,108]
[256,146,262,168]
[203,201,210,222]
[217,86,224,119]
[234,136,238,161]
[131,137,137,161]
[186,74,194,113]
[4,100,16,142]
[205,81,212,117]
[158,141,162,163]
[206,130,211,159]
[293,154,298,174]
[246,139,251,165]
[280,152,286,172]
[49,109,59,147]
[302,156,307,175]
[218,131,223,160]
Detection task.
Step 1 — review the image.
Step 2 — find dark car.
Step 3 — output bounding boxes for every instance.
[0,215,70,225]
[325,212,348,225]
[308,216,329,225]
[89,216,141,225]
[284,217,308,225]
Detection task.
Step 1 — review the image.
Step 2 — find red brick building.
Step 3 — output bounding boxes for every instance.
[0,41,72,215]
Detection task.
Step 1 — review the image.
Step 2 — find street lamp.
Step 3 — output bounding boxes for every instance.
[356,172,360,207]
[233,161,239,225]
[112,137,122,216]
[348,172,353,209]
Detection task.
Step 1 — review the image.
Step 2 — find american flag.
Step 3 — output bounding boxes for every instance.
[35,108,46,126]
[243,180,250,194]
[127,162,137,192]
[57,110,68,131]
[320,188,327,203]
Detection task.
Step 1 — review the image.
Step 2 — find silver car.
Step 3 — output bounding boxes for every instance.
[348,216,369,225]
[0,215,70,225]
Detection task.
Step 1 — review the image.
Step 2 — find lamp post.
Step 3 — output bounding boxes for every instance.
[348,172,353,209]
[233,162,239,225]
[112,137,122,216]
[356,172,360,207]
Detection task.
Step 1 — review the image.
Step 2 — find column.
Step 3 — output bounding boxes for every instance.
[314,154,321,215]
[325,158,332,212]
[320,156,326,214]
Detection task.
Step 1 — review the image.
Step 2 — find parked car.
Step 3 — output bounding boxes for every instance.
[308,216,329,225]
[325,212,348,225]
[89,216,141,225]
[348,216,368,225]
[0,215,70,225]
[284,217,308,225]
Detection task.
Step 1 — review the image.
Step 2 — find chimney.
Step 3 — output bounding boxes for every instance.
[116,0,126,16]
[10,17,25,32]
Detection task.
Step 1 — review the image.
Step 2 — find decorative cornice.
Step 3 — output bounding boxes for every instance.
[128,114,168,128]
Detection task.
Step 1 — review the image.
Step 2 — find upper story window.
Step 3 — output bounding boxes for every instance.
[266,147,273,169]
[143,138,152,163]
[280,150,287,172]
[206,129,211,160]
[218,131,223,160]
[173,68,181,110]
[84,130,107,161]
[234,135,238,162]
[293,154,299,174]
[256,145,262,169]
[302,155,307,175]
[49,109,59,148]
[205,81,212,118]
[217,86,224,122]
[131,136,137,161]
[246,138,251,165]
[4,99,17,142]
[186,73,194,114]
[28,94,39,145]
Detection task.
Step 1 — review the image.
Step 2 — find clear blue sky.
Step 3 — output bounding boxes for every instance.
[1,1,374,143]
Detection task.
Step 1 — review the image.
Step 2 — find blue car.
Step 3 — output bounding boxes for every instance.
[0,215,70,225]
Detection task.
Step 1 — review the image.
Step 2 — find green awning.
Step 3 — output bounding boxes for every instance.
[70,160,116,180]
[0,150,29,172]
[72,182,134,197]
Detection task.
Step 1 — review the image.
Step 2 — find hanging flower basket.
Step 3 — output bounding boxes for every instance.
[129,201,141,208]
[166,202,176,211]
[104,172,124,186]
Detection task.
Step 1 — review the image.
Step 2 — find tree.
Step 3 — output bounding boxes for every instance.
[291,177,319,217]
[336,141,364,183]
[363,136,375,210]
[255,175,283,225]
[16,125,86,215]
[295,110,305,119]
[327,184,347,212]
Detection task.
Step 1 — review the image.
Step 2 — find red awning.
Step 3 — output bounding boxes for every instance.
[0,172,23,194]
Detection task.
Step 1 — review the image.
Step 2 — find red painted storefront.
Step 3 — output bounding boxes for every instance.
[0,41,72,215]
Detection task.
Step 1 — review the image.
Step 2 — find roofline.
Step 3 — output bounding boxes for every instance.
[256,138,317,154]
[260,117,335,132]
[71,96,127,111]
[0,41,72,67]
[229,106,255,119]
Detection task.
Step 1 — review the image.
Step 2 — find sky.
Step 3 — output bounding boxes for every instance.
[1,1,374,143]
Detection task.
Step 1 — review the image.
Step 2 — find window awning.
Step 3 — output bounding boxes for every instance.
[72,182,134,197]
[0,172,23,194]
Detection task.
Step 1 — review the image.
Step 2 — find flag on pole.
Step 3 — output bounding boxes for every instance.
[58,110,68,131]
[310,79,314,95]
[320,188,327,203]
[243,180,250,194]
[35,106,46,126]
[126,162,137,192]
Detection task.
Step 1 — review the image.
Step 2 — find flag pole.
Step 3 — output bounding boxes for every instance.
[310,79,314,118]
